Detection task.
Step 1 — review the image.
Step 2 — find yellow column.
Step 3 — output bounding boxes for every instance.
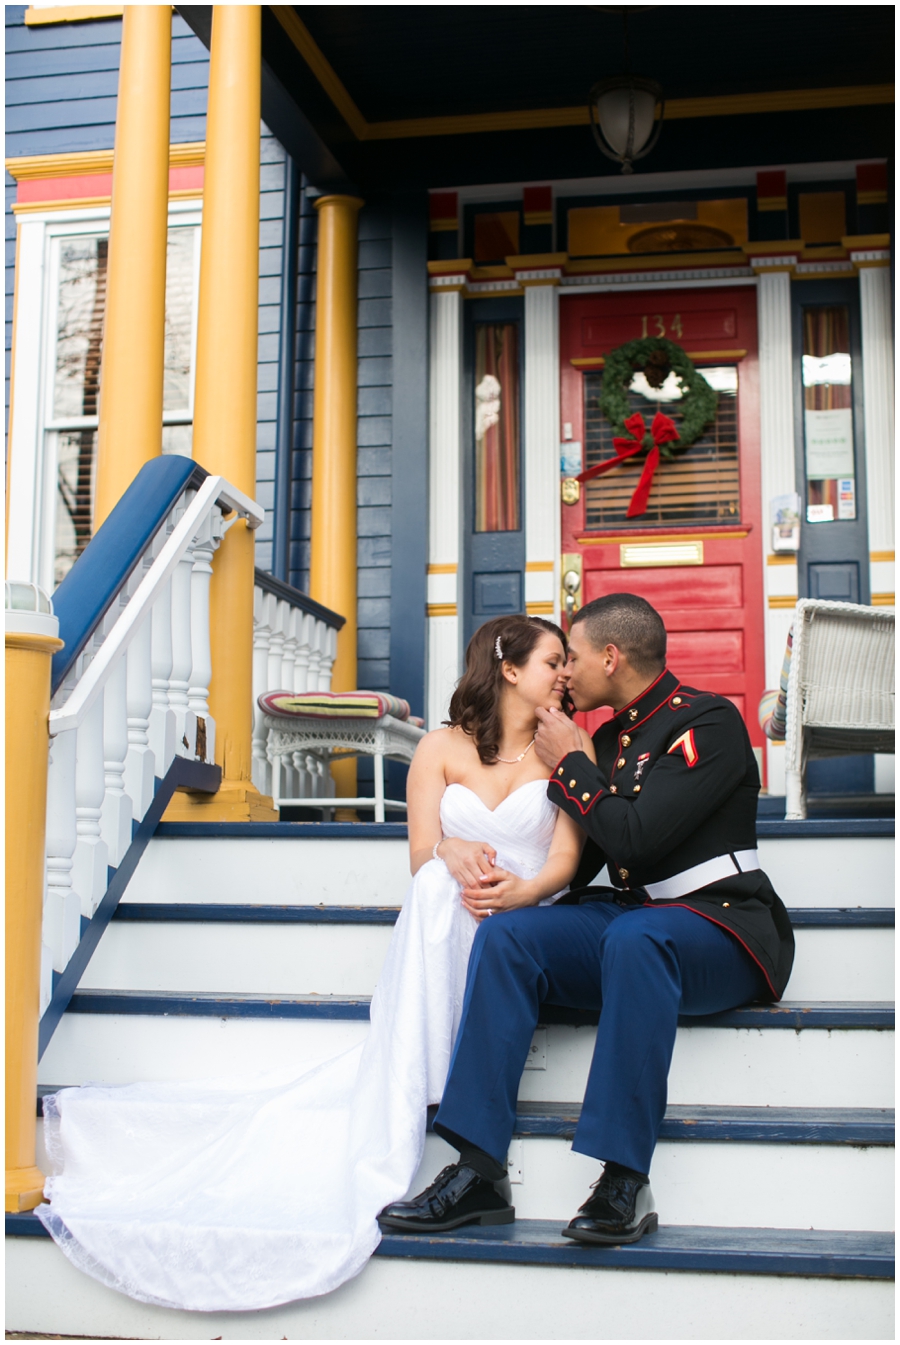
[93,5,172,528]
[166,5,275,821]
[6,612,63,1212]
[311,195,364,803]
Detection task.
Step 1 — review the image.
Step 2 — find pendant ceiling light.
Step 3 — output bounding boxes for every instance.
[588,8,664,174]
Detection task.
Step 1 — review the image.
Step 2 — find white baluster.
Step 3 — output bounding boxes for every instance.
[44,728,81,973]
[252,589,276,793]
[72,692,109,918]
[40,941,54,1017]
[307,635,322,693]
[319,622,338,691]
[293,612,312,692]
[169,511,197,759]
[124,604,156,819]
[281,605,299,691]
[149,575,176,777]
[188,509,221,764]
[280,608,301,801]
[100,656,133,866]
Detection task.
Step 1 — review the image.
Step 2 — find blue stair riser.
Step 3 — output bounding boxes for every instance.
[111,903,895,928]
[36,1087,891,1143]
[7,1212,892,1280]
[152,818,896,838]
[61,991,895,1030]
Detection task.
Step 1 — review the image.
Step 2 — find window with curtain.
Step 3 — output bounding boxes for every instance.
[801,305,856,523]
[474,323,520,532]
[48,224,199,585]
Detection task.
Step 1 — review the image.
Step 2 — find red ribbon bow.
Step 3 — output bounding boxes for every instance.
[576,411,679,518]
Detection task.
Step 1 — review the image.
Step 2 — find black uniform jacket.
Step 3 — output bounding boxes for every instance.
[548,669,795,1000]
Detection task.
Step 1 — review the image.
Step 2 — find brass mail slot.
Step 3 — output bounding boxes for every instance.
[620,541,704,568]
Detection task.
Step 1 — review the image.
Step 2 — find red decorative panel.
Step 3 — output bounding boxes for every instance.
[668,629,744,675]
[585,565,743,610]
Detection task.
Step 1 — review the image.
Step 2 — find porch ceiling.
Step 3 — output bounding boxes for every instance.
[176,5,894,192]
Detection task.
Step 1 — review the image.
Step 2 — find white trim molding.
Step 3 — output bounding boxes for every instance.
[858,264,894,599]
[755,269,798,792]
[426,288,463,729]
[520,277,560,619]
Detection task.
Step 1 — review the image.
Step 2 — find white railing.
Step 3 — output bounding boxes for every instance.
[41,474,263,1015]
[251,574,341,805]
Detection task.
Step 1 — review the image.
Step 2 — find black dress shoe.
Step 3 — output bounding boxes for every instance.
[562,1164,658,1245]
[377,1163,515,1233]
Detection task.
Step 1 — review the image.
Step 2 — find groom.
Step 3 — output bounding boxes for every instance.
[379,593,794,1244]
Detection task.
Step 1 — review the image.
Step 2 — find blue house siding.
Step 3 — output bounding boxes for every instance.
[5,10,414,745]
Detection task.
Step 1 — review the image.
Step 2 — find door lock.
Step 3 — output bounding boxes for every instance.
[561,554,582,624]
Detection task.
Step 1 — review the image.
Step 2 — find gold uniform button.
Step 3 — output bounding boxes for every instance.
[609,785,617,793]
[722,902,730,908]
[617,757,626,769]
[558,767,564,776]
[619,867,629,881]
[621,735,631,747]
[569,779,577,788]
[672,696,682,706]
[582,792,590,801]
[633,784,641,793]
[629,708,639,720]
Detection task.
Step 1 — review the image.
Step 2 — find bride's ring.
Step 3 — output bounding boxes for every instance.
[486,908,494,916]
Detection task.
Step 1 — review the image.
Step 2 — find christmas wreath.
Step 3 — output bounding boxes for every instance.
[577,337,719,518]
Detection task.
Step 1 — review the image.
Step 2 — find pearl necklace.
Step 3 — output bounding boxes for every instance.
[496,734,537,764]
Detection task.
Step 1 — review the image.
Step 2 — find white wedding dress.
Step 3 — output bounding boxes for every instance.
[37,779,563,1312]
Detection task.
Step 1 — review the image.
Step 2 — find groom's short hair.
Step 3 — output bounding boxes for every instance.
[572,593,667,677]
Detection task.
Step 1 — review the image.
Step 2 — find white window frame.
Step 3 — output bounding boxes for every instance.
[7,198,202,591]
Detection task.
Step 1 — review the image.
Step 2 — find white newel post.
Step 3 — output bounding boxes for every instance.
[426,279,464,729]
[100,656,134,866]
[188,511,219,764]
[72,693,109,917]
[252,589,275,793]
[519,265,562,619]
[44,728,81,972]
[149,576,176,776]
[751,260,800,795]
[169,529,197,759]
[853,253,895,600]
[124,608,156,819]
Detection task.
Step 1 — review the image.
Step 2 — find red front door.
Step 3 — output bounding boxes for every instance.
[560,287,766,777]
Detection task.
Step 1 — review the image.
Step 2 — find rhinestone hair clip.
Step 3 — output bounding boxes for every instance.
[495,635,503,660]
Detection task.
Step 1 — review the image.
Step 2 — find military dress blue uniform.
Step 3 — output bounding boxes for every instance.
[434,669,795,1176]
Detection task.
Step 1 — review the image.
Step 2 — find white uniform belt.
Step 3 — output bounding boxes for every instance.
[642,850,760,902]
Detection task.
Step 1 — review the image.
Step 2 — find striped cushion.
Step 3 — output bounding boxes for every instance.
[258,690,412,722]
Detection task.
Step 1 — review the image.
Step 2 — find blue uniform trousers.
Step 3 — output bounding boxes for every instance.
[434,900,767,1175]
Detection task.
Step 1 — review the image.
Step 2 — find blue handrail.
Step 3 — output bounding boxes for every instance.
[51,456,207,696]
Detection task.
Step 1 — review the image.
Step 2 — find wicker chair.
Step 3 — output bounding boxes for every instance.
[784,600,895,819]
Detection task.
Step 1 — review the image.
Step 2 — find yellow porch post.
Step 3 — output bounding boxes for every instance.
[166,5,275,821]
[311,195,364,802]
[93,5,171,528]
[6,597,63,1212]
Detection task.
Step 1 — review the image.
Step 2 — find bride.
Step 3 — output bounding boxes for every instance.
[37,614,595,1312]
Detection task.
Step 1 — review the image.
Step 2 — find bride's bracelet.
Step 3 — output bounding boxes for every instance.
[432,839,444,861]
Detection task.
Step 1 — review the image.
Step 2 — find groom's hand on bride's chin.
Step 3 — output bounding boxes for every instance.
[534,705,584,768]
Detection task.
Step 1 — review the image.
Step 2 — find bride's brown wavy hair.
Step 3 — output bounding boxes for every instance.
[446,615,569,764]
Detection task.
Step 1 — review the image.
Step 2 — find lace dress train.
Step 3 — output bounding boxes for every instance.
[37,779,561,1311]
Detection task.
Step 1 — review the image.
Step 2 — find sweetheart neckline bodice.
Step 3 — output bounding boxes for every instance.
[442,777,549,815]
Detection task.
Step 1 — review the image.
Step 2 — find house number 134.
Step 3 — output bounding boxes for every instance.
[641,313,683,338]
